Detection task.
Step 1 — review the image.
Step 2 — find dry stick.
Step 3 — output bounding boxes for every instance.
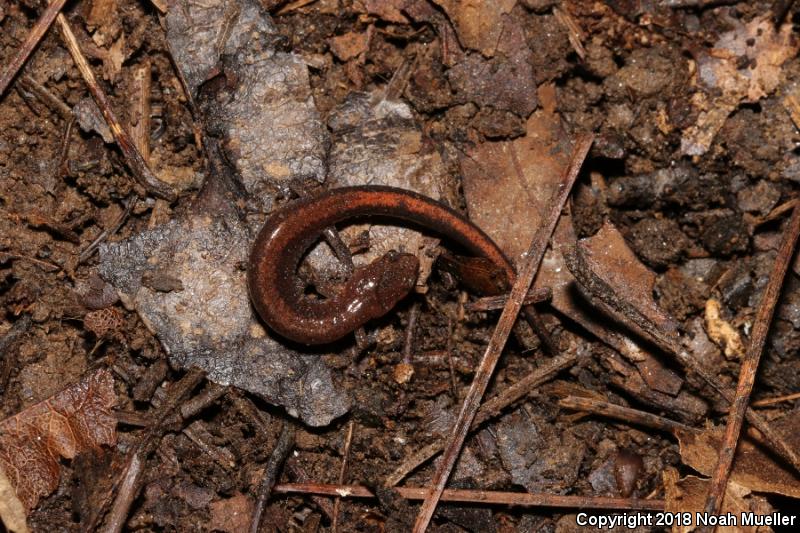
[130,60,152,162]
[386,350,577,487]
[274,483,665,511]
[559,396,696,436]
[564,246,800,475]
[55,15,177,202]
[703,205,800,517]
[0,0,69,97]
[78,195,136,263]
[249,422,296,533]
[751,391,800,407]
[465,286,552,312]
[19,74,72,120]
[412,135,594,532]
[331,421,356,533]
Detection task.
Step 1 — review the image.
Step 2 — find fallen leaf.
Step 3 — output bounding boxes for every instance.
[0,369,116,516]
[330,31,369,62]
[446,15,537,115]
[663,467,775,533]
[675,422,800,499]
[462,85,686,399]
[209,492,254,533]
[432,0,516,57]
[99,214,350,427]
[681,15,799,156]
[361,0,409,24]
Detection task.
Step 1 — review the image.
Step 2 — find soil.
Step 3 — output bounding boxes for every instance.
[1,0,799,532]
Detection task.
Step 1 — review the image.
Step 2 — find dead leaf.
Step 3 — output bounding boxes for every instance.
[681,15,799,156]
[432,0,516,57]
[663,467,775,533]
[675,423,800,499]
[209,493,254,533]
[580,221,681,339]
[446,15,537,115]
[0,369,116,515]
[330,31,369,62]
[361,0,410,24]
[462,90,685,398]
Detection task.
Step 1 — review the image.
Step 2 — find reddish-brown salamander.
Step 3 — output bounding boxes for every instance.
[247,186,516,345]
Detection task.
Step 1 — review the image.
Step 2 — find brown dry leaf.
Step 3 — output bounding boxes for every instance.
[461,84,685,398]
[663,467,775,533]
[432,0,517,57]
[460,84,569,262]
[360,0,409,24]
[681,15,799,156]
[330,31,369,62]
[704,299,745,360]
[580,221,681,340]
[675,423,800,499]
[209,493,254,533]
[0,369,116,514]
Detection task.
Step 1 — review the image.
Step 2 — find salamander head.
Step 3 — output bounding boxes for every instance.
[344,251,420,323]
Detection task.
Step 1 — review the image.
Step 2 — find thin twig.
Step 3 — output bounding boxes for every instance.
[274,483,665,511]
[411,132,593,533]
[465,286,552,311]
[19,74,72,120]
[751,391,800,407]
[78,195,137,263]
[0,0,69,97]
[55,14,176,201]
[249,422,296,533]
[703,205,800,517]
[331,421,355,533]
[559,396,696,435]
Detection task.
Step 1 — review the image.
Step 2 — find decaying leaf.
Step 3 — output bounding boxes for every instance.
[462,87,687,400]
[432,0,516,57]
[663,467,775,533]
[99,213,350,427]
[681,15,799,156]
[580,221,681,340]
[208,493,254,533]
[675,421,800,500]
[704,299,745,360]
[0,369,116,523]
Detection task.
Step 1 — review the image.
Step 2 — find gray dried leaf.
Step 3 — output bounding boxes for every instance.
[99,214,349,426]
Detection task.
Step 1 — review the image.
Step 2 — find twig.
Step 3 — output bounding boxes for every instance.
[385,351,577,486]
[412,134,593,532]
[273,483,665,511]
[559,396,696,435]
[332,421,355,533]
[751,391,800,407]
[78,195,137,263]
[0,252,61,272]
[55,14,176,201]
[18,74,72,120]
[130,60,152,162]
[0,0,69,97]
[249,422,296,533]
[464,286,551,311]
[703,205,800,517]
